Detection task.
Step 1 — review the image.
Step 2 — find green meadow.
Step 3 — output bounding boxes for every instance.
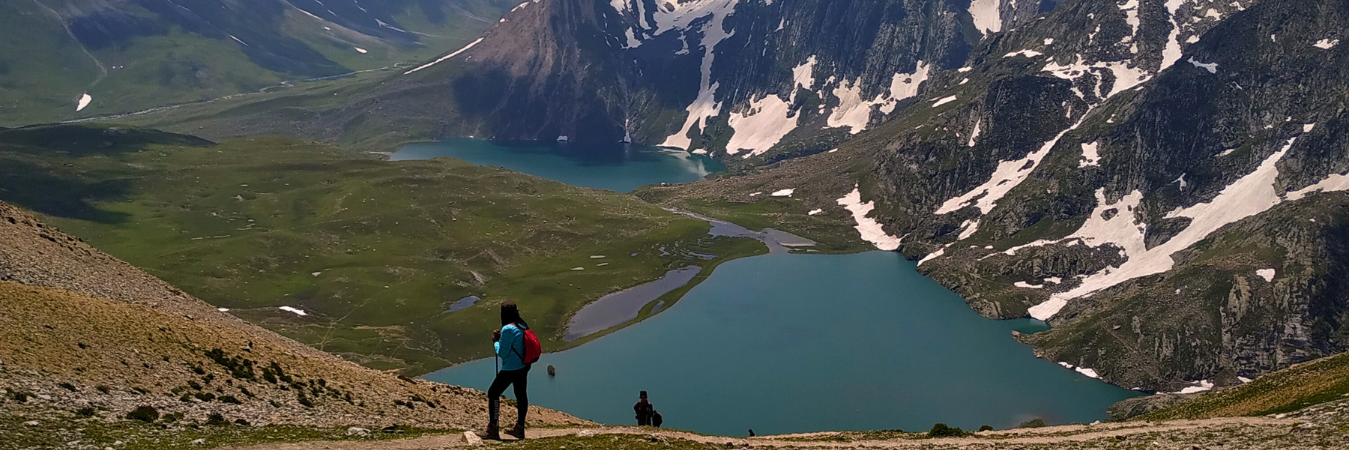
[0,125,762,374]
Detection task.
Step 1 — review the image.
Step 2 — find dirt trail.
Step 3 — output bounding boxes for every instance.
[219,415,1307,449]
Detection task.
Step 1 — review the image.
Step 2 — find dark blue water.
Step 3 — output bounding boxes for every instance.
[426,252,1140,436]
[392,139,724,192]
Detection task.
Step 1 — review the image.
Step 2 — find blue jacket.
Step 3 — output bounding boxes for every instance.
[494,323,529,371]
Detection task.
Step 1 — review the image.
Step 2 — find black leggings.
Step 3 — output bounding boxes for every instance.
[488,365,530,429]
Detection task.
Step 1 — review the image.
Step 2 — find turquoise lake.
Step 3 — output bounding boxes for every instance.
[405,141,1141,436]
[425,252,1140,436]
[392,139,724,192]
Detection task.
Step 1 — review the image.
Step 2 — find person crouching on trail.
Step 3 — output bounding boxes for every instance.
[635,390,654,426]
[484,301,541,440]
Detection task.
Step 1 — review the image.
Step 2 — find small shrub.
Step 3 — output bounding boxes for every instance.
[206,413,226,425]
[126,406,159,423]
[218,395,242,404]
[234,418,250,426]
[132,387,150,395]
[1017,418,1047,429]
[927,423,969,438]
[163,412,184,423]
[76,407,96,417]
[194,392,215,402]
[978,425,994,432]
[298,394,314,408]
[269,400,280,408]
[58,382,77,392]
[95,385,110,394]
[8,391,32,402]
[187,380,202,391]
[239,387,254,398]
[180,394,192,403]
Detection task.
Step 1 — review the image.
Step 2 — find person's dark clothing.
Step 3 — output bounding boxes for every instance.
[652,411,663,428]
[488,364,531,432]
[634,399,654,426]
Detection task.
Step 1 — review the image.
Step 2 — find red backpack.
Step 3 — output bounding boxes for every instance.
[515,324,542,365]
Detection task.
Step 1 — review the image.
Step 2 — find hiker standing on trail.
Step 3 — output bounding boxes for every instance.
[484,301,541,440]
[635,391,655,426]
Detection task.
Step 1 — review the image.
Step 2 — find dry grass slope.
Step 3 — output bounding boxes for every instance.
[0,200,586,432]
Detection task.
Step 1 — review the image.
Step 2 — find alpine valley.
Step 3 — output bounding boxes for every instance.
[4,0,1349,447]
[129,0,1349,394]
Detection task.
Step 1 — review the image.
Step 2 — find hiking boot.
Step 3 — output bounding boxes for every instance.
[504,425,525,440]
[479,426,501,441]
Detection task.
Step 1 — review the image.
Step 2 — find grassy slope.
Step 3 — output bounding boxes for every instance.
[0,1,506,126]
[0,125,761,374]
[1141,352,1349,420]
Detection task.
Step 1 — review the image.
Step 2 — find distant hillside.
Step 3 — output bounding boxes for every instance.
[0,0,517,125]
[0,198,585,444]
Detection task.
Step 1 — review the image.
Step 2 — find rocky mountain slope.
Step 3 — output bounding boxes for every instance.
[0,199,585,438]
[0,0,518,124]
[637,0,1349,394]
[169,0,1061,150]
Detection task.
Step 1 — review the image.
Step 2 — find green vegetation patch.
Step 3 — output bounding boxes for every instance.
[1141,352,1349,420]
[0,125,755,375]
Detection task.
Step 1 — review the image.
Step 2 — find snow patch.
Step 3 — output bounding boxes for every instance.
[886,62,930,108]
[405,38,485,74]
[967,120,981,147]
[1187,57,1217,73]
[825,79,872,133]
[656,0,743,150]
[217,308,230,312]
[279,306,308,316]
[1176,380,1215,394]
[931,96,957,107]
[1080,142,1100,167]
[1004,50,1043,58]
[726,94,798,156]
[968,0,1002,36]
[935,118,1082,215]
[837,187,902,251]
[1029,137,1303,320]
[354,47,368,54]
[1255,269,1275,282]
[918,248,945,266]
[76,94,92,111]
[1075,367,1100,378]
[1314,39,1340,49]
[1014,281,1045,289]
[807,209,823,216]
[770,189,794,197]
[1161,0,1186,70]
